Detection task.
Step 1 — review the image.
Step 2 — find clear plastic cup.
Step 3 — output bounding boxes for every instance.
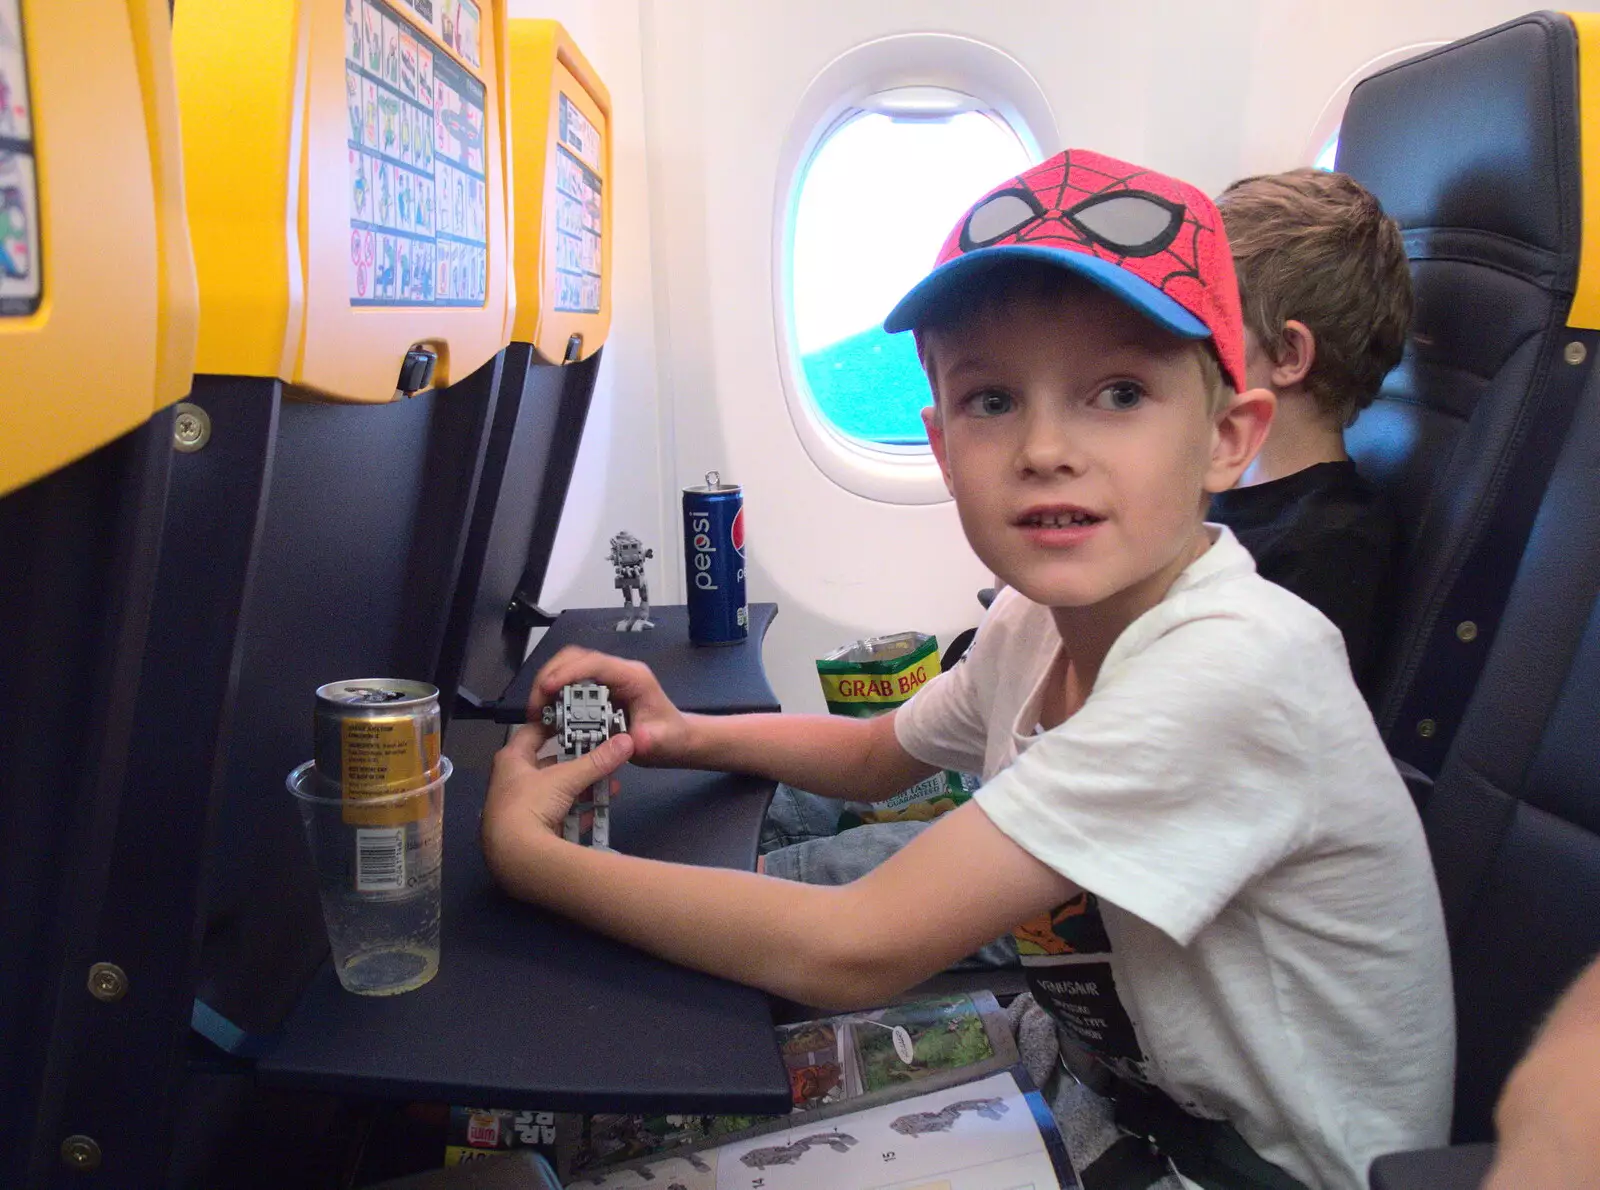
[286,757,451,996]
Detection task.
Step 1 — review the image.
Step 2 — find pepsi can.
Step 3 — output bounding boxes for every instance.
[683,471,747,645]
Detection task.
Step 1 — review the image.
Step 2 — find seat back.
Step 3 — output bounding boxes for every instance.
[1337,11,1594,777]
[1392,13,1600,1142]
[163,0,522,1048]
[0,3,198,1184]
[1422,329,1600,1143]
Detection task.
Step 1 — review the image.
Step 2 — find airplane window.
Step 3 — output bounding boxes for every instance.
[1314,132,1339,171]
[789,100,1033,448]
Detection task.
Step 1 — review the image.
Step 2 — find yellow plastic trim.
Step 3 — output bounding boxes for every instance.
[1567,11,1600,329]
[506,20,612,361]
[129,0,200,412]
[296,0,512,399]
[174,1,512,401]
[174,2,306,379]
[0,0,200,497]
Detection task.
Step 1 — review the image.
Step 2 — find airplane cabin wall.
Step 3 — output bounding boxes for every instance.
[526,0,1594,715]
[505,0,678,617]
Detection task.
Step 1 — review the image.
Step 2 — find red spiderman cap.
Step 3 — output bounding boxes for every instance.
[884,148,1247,392]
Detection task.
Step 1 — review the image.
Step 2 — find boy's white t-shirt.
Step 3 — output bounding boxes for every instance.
[895,526,1454,1190]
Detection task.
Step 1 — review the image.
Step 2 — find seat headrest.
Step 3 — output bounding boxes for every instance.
[1339,11,1581,289]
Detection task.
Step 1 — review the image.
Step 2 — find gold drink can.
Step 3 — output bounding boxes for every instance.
[314,679,443,826]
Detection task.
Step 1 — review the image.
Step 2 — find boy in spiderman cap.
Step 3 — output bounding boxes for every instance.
[480,149,1452,1190]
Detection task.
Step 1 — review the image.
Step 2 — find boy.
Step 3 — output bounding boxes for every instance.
[761,167,1413,878]
[1211,168,1411,692]
[480,149,1453,1189]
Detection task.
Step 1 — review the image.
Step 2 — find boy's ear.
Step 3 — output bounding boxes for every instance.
[923,405,955,494]
[1206,386,1276,493]
[1270,320,1316,389]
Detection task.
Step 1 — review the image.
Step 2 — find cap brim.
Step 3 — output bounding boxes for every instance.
[883,244,1210,340]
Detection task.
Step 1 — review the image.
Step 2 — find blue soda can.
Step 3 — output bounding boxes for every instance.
[683,471,747,645]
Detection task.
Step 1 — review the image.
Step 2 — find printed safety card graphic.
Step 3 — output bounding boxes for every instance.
[0,0,40,317]
[575,1071,1071,1190]
[553,92,602,314]
[346,0,486,307]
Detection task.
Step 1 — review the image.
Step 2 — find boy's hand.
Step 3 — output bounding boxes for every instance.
[532,646,692,767]
[481,723,633,866]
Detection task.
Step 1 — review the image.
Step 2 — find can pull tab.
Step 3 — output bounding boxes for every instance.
[705,470,720,487]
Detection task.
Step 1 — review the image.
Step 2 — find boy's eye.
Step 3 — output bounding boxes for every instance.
[1093,381,1145,411]
[967,390,1014,417]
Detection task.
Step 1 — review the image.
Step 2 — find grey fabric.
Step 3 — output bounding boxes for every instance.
[761,812,1019,970]
[1008,993,1186,1190]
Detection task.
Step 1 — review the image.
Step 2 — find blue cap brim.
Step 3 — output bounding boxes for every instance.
[882,244,1210,340]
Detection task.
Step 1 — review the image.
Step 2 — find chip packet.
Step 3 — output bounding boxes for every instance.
[444,1106,580,1176]
[815,632,977,830]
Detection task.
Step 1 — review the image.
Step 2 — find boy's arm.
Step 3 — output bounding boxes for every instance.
[681,710,938,802]
[1485,956,1600,1189]
[481,729,1075,1009]
[532,646,938,802]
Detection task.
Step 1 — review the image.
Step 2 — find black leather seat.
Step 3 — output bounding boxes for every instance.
[1351,16,1600,1184]
[1371,255,1600,1187]
[1337,10,1593,781]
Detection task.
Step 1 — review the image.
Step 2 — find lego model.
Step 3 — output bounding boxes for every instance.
[541,681,628,848]
[889,1097,1009,1138]
[739,1131,858,1170]
[608,530,654,632]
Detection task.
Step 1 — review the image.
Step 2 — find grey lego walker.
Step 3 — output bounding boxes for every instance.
[608,530,654,631]
[541,681,627,848]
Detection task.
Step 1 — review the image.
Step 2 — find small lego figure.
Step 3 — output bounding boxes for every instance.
[541,681,628,848]
[608,530,654,632]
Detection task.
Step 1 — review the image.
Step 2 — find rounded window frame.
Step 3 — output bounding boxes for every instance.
[773,33,1058,505]
[1302,41,1449,168]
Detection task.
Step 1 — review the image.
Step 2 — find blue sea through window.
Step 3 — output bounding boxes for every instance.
[790,108,1033,446]
[1314,131,1340,171]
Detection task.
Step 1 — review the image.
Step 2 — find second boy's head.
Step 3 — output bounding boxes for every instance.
[1218,168,1412,427]
[884,149,1273,617]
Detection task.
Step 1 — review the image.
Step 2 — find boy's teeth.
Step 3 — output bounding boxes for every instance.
[1030,512,1096,527]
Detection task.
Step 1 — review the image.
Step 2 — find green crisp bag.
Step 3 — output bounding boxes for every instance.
[815,633,977,831]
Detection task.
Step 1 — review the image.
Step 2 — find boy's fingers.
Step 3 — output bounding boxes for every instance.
[504,724,546,766]
[628,720,665,756]
[544,733,635,801]
[582,732,635,780]
[529,646,590,713]
[532,646,615,705]
[531,650,661,713]
[534,645,593,686]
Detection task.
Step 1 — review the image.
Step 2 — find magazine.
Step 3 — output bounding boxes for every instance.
[573,1069,1073,1190]
[444,992,1077,1189]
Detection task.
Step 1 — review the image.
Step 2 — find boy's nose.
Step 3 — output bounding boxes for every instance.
[1015,412,1084,477]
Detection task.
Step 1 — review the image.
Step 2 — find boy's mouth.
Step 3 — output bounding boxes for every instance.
[1015,505,1105,529]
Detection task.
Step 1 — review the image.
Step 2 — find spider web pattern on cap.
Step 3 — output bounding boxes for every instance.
[904,148,1247,392]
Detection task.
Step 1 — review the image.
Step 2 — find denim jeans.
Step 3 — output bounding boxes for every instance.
[759,784,1019,970]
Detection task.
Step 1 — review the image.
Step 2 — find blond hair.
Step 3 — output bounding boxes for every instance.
[913,261,1235,419]
[1218,168,1412,426]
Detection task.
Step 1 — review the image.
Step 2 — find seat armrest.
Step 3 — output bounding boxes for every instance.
[1370,1144,1495,1190]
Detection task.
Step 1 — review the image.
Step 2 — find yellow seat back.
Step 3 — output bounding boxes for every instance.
[506,19,612,363]
[174,0,512,400]
[0,0,198,497]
